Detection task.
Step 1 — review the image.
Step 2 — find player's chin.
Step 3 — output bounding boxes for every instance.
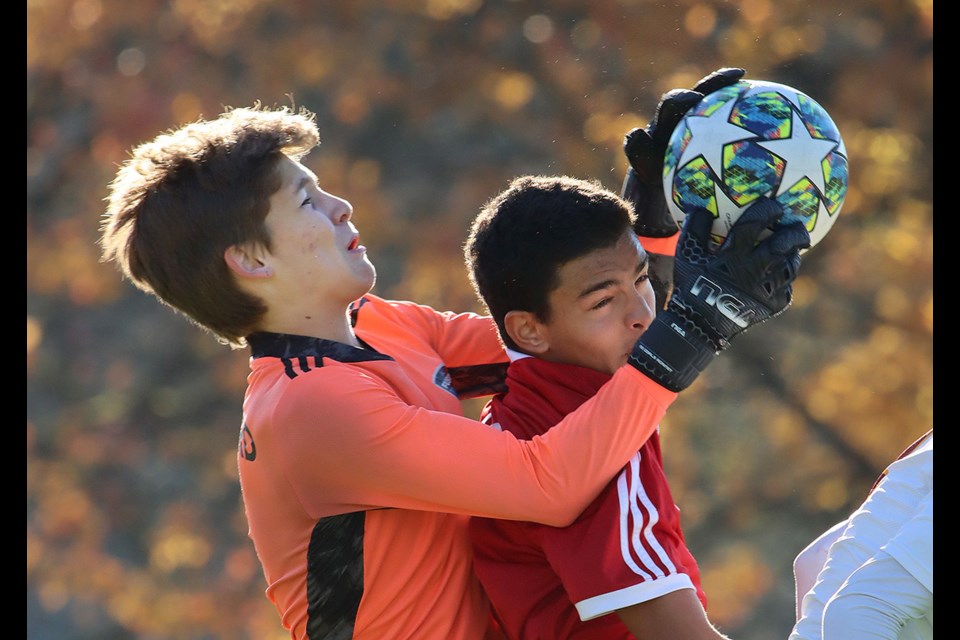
[349,261,377,295]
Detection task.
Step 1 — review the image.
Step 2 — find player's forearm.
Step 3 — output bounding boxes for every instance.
[518,365,674,525]
[284,366,673,526]
[435,365,675,526]
[617,589,731,640]
[792,519,847,620]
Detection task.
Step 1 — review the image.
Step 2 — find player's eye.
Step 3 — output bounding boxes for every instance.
[301,196,313,207]
[591,297,612,310]
[635,274,651,286]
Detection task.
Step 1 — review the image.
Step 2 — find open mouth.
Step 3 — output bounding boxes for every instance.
[347,236,359,251]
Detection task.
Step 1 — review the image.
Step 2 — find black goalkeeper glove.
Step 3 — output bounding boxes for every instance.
[628,198,810,392]
[622,67,746,310]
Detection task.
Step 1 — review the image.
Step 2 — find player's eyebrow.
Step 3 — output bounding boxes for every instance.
[576,255,649,300]
[284,162,320,196]
[292,175,313,194]
[637,254,649,274]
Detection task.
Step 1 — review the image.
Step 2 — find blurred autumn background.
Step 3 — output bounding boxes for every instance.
[27,0,933,638]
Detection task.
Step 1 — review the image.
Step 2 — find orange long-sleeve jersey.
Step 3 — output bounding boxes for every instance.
[238,294,676,639]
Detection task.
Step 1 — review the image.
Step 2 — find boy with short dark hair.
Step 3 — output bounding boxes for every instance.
[464,175,793,639]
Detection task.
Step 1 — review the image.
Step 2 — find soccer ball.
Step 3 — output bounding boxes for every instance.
[662,79,848,250]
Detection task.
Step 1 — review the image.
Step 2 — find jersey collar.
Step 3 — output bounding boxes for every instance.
[247,332,393,363]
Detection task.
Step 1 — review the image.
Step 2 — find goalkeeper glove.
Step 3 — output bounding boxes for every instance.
[622,67,746,310]
[628,198,810,392]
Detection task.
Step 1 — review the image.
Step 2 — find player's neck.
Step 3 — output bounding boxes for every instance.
[259,305,361,347]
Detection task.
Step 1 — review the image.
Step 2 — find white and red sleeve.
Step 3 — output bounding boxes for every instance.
[539,446,705,621]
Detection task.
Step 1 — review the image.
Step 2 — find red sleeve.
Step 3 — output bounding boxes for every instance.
[470,446,704,634]
[542,450,704,620]
[273,364,675,527]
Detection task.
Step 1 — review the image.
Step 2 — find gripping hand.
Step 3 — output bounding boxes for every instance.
[622,67,745,309]
[628,198,810,392]
[622,67,745,237]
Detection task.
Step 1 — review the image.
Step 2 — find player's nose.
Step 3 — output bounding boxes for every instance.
[324,191,353,224]
[629,289,656,332]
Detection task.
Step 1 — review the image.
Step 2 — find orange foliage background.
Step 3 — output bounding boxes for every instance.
[27,1,932,638]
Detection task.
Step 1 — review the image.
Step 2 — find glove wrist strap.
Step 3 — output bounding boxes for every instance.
[628,308,720,392]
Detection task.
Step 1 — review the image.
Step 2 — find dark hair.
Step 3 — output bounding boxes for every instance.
[100,105,320,347]
[464,175,636,351]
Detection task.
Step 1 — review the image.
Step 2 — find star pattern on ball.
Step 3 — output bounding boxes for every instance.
[765,84,848,159]
[757,109,839,197]
[714,182,755,230]
[768,85,804,112]
[675,97,757,181]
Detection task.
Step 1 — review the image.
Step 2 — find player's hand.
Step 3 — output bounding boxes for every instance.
[672,198,809,343]
[628,197,809,392]
[621,67,745,238]
[621,67,745,311]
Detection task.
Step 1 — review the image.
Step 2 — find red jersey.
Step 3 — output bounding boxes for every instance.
[237,295,676,639]
[470,356,704,640]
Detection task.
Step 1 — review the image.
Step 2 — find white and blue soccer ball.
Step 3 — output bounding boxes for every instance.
[663,79,848,250]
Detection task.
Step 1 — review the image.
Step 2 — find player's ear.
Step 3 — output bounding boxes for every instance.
[224,243,273,279]
[504,310,548,354]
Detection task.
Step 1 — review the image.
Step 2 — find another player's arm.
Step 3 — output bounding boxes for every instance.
[617,590,731,640]
[821,489,933,640]
[403,301,511,397]
[277,364,673,527]
[389,299,508,369]
[820,553,931,640]
[793,519,847,619]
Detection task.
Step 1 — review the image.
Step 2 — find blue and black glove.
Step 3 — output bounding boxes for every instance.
[622,67,746,310]
[628,198,810,392]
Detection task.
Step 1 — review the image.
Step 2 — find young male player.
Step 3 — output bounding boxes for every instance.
[464,175,805,639]
[98,69,805,639]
